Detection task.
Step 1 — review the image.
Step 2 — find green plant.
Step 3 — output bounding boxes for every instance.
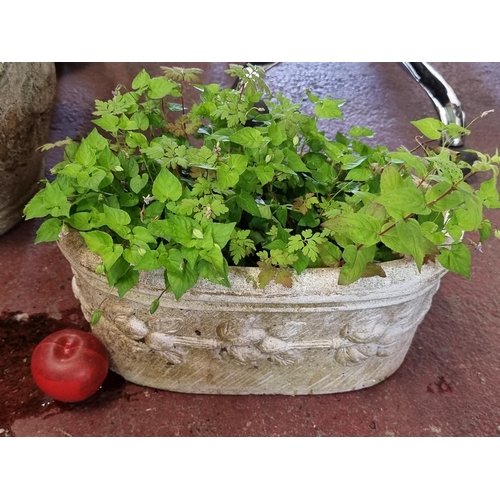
[24,64,500,314]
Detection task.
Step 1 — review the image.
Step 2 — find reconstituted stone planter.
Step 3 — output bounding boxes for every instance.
[0,62,56,235]
[58,230,448,395]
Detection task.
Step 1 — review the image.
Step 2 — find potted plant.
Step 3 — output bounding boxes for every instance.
[23,64,500,394]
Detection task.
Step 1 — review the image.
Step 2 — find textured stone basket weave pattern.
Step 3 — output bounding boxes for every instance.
[58,231,447,395]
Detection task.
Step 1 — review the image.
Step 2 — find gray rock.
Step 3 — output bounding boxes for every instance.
[0,62,56,235]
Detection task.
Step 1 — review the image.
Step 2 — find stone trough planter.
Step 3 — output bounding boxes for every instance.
[58,230,447,395]
[0,62,56,235]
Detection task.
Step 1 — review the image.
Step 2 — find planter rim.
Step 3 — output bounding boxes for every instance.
[58,229,448,306]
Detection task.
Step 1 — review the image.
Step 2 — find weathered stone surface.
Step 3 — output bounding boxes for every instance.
[58,230,448,395]
[59,232,446,395]
[0,62,56,235]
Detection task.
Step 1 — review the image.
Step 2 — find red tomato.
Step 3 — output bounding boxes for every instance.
[31,329,109,403]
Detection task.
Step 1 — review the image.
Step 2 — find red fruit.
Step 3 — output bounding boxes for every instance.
[31,329,109,403]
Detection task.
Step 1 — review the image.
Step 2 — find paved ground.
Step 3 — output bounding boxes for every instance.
[1,62,500,437]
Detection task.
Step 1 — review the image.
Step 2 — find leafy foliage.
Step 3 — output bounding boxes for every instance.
[24,64,500,311]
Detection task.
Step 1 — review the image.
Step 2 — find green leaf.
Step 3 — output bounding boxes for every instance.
[358,202,387,223]
[98,147,121,170]
[200,245,225,273]
[217,163,240,189]
[147,77,178,99]
[380,219,427,271]
[284,149,310,173]
[115,268,140,298]
[180,246,200,269]
[345,167,372,181]
[322,213,381,246]
[291,251,310,274]
[105,257,131,286]
[149,215,194,246]
[132,69,151,90]
[141,146,164,160]
[133,249,160,271]
[390,150,428,177]
[212,222,236,248]
[125,132,148,149]
[67,212,93,231]
[479,219,492,243]
[86,128,108,151]
[340,155,367,171]
[445,220,464,242]
[130,226,157,245]
[24,190,49,219]
[77,167,107,192]
[478,177,500,208]
[101,244,124,269]
[235,192,262,217]
[338,245,375,285]
[268,121,287,146]
[306,91,320,103]
[437,242,471,279]
[227,154,248,174]
[132,111,149,131]
[152,168,183,203]
[453,193,483,231]
[317,241,342,267]
[92,115,119,133]
[44,182,72,218]
[118,115,138,131]
[425,182,464,211]
[164,249,199,300]
[314,98,345,119]
[348,126,374,138]
[130,173,149,193]
[379,186,429,218]
[198,259,230,287]
[411,117,444,140]
[34,218,63,243]
[102,204,131,238]
[59,163,82,178]
[80,230,113,254]
[103,204,131,226]
[230,127,264,148]
[420,221,445,245]
[255,164,275,185]
[258,204,272,220]
[380,164,405,194]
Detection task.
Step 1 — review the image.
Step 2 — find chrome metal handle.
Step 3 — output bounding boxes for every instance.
[400,62,466,147]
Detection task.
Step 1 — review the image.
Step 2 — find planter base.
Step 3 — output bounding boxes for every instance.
[60,231,447,395]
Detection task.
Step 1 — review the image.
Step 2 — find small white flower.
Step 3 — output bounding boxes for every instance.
[143,194,153,205]
[474,242,483,253]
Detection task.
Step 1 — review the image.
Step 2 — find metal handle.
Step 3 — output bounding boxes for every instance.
[400,62,466,147]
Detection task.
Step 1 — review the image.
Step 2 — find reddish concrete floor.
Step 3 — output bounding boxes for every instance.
[1,62,500,437]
